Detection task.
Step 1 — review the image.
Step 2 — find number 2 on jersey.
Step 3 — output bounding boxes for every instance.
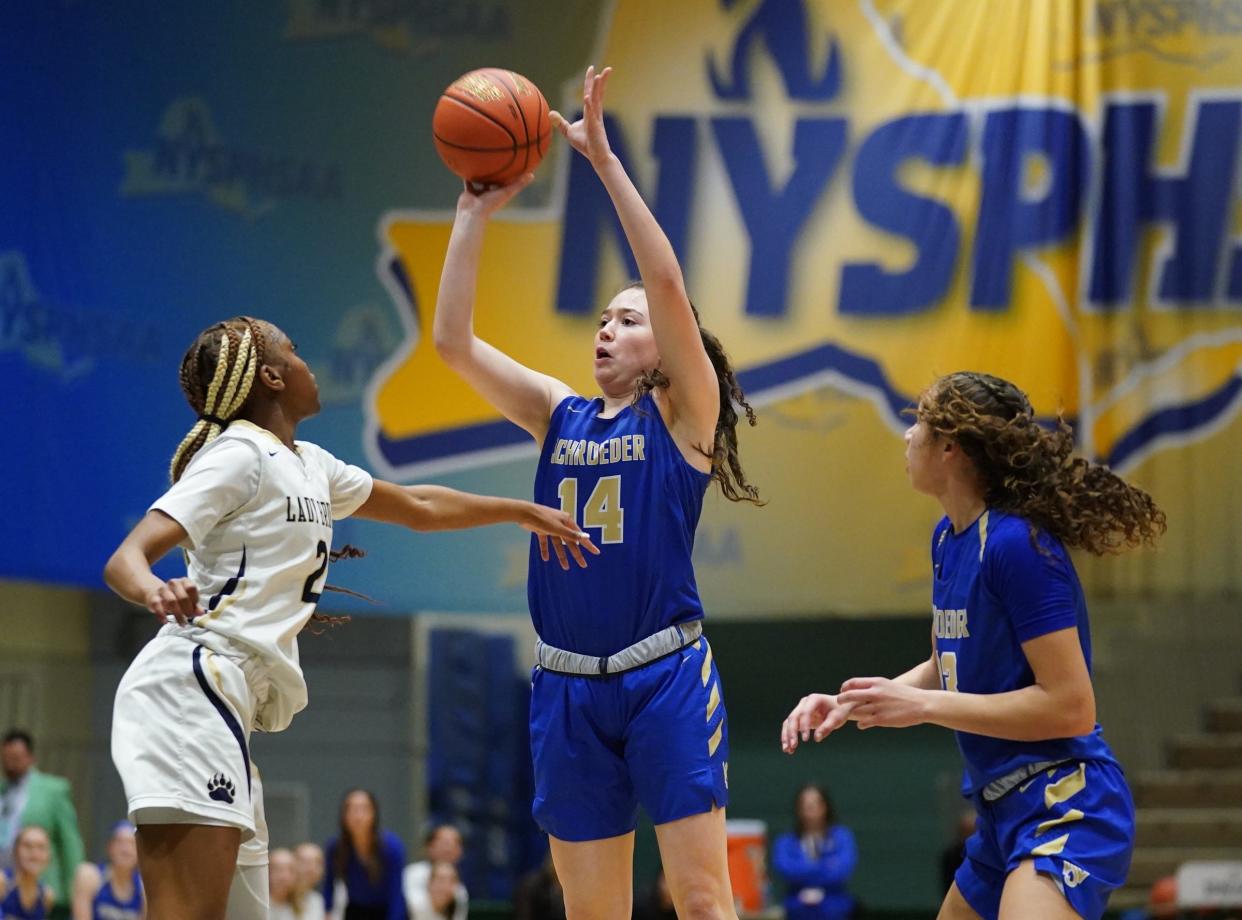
[302,540,329,603]
[558,475,624,544]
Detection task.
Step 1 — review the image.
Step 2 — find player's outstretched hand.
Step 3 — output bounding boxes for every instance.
[549,65,613,169]
[522,506,601,571]
[456,172,535,219]
[144,577,204,626]
[781,692,855,753]
[837,677,930,730]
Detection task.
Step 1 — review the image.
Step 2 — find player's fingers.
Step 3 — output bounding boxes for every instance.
[168,581,196,618]
[537,534,550,563]
[551,538,570,571]
[548,111,571,137]
[840,676,877,692]
[568,540,589,569]
[782,714,802,753]
[182,582,205,618]
[795,701,818,740]
[815,707,849,740]
[595,67,612,105]
[583,65,594,103]
[155,588,187,626]
[554,512,586,538]
[837,689,873,707]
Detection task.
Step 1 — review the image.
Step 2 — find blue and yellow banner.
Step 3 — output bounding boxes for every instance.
[4,1,1241,612]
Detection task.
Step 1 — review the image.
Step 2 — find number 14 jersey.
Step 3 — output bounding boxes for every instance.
[529,394,711,657]
[150,419,373,732]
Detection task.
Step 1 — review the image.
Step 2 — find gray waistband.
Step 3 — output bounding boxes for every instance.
[536,620,704,676]
[981,759,1075,802]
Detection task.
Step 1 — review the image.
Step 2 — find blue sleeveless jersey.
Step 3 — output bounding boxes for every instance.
[93,867,142,920]
[0,870,49,920]
[930,509,1118,796]
[529,394,711,656]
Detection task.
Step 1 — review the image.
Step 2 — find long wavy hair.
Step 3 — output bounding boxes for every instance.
[915,372,1166,555]
[622,282,762,505]
[792,783,837,836]
[335,789,385,885]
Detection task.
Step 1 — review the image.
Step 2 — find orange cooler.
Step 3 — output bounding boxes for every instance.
[725,819,768,912]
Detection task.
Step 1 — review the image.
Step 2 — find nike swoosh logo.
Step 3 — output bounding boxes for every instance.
[268,450,279,456]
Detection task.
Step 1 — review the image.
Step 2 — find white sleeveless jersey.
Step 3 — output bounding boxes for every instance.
[150,419,373,732]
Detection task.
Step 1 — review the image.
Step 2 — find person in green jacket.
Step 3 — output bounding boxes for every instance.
[1,731,85,917]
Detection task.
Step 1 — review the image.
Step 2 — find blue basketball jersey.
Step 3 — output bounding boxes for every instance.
[529,394,711,656]
[93,866,142,920]
[930,509,1118,795]
[0,870,49,920]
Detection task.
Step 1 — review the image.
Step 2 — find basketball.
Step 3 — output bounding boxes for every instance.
[433,68,551,188]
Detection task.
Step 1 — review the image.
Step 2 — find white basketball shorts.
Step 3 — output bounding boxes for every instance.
[112,633,262,841]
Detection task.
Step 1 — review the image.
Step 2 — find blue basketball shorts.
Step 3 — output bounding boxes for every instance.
[956,759,1135,920]
[528,636,729,842]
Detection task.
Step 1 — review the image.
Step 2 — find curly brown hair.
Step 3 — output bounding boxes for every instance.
[916,371,1166,555]
[622,283,762,505]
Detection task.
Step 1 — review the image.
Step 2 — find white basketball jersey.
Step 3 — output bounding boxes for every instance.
[150,419,373,732]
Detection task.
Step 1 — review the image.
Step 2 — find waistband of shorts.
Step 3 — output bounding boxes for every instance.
[535,620,704,676]
[980,758,1077,802]
[157,623,273,711]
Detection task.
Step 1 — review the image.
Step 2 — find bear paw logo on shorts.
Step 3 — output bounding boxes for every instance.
[1062,861,1090,889]
[207,772,236,804]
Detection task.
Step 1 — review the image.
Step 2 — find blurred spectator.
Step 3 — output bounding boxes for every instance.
[632,866,676,920]
[70,822,142,920]
[297,842,327,894]
[323,789,407,920]
[513,852,564,920]
[0,731,84,917]
[1119,874,1179,920]
[271,846,325,920]
[0,826,55,918]
[407,862,462,920]
[1149,875,1178,919]
[939,808,977,893]
[402,825,466,920]
[771,784,858,920]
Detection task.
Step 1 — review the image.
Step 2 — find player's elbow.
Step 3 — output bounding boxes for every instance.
[644,269,685,300]
[400,487,458,533]
[432,329,467,363]
[102,549,126,595]
[401,492,439,532]
[1055,689,1096,738]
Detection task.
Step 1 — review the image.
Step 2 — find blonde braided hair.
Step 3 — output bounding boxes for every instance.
[170,317,267,483]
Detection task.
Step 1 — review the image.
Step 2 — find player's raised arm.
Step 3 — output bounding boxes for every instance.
[433,177,575,444]
[550,66,719,442]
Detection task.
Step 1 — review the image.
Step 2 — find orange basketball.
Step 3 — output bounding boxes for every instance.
[433,68,551,188]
